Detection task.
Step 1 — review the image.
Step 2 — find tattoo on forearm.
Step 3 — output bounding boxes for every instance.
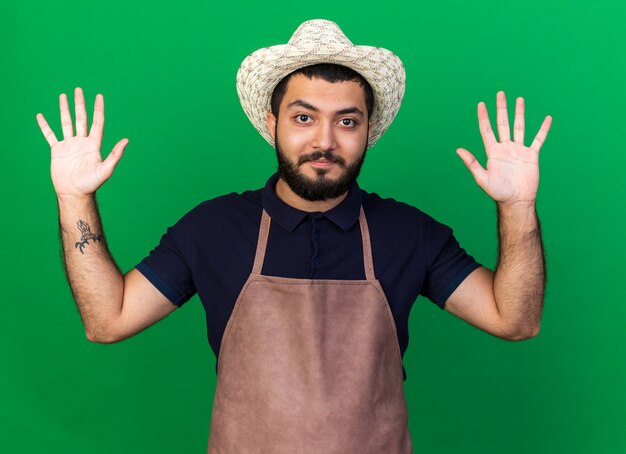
[74,220,103,254]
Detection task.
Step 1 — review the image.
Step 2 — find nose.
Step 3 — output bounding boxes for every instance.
[310,120,337,151]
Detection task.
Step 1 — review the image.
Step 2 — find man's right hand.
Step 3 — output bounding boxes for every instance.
[37,88,176,343]
[36,87,128,199]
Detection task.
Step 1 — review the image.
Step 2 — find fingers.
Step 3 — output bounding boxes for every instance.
[496,91,510,142]
[513,97,525,144]
[36,113,59,148]
[530,115,552,153]
[477,102,497,150]
[90,94,105,143]
[101,139,129,178]
[74,87,88,137]
[456,148,488,190]
[41,88,107,148]
[59,93,74,139]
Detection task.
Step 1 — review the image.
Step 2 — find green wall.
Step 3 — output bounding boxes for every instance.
[2,0,625,452]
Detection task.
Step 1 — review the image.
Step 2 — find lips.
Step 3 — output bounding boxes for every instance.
[298,151,346,167]
[308,158,335,168]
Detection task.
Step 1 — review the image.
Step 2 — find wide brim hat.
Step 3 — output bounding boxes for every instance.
[236,19,406,148]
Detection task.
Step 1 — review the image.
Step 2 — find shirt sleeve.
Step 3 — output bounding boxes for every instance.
[135,219,196,307]
[420,224,481,309]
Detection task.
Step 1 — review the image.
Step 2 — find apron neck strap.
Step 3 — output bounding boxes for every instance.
[252,209,271,275]
[358,207,376,280]
[252,207,376,280]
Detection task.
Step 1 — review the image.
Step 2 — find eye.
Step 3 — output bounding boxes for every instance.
[295,114,312,123]
[339,118,357,127]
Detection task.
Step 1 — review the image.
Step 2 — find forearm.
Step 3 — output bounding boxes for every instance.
[58,195,124,342]
[493,202,545,339]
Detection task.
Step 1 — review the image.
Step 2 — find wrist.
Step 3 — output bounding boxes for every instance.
[497,199,536,215]
[56,192,95,204]
[56,193,97,215]
[497,201,539,234]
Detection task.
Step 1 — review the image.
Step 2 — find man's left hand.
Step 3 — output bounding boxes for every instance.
[456,91,552,207]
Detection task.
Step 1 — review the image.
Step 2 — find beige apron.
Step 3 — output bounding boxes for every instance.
[208,208,412,453]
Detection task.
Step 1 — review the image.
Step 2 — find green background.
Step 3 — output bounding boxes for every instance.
[1,0,625,452]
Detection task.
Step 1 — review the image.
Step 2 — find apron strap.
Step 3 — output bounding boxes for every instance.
[252,207,376,280]
[252,209,271,275]
[358,207,376,280]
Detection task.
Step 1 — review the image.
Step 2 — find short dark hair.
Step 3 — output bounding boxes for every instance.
[270,63,375,119]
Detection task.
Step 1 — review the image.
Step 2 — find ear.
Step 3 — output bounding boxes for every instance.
[267,112,277,140]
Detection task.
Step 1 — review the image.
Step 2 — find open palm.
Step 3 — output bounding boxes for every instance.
[36,87,128,198]
[457,91,552,206]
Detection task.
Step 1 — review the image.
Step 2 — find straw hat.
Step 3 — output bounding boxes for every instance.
[236,19,406,148]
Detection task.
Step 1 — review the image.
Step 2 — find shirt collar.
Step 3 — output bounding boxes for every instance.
[262,173,362,233]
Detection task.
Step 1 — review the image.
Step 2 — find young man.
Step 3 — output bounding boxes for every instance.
[36,19,551,453]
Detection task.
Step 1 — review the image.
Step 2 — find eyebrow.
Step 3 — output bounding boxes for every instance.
[285,99,365,118]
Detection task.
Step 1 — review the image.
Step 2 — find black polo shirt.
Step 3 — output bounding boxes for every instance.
[136,173,480,370]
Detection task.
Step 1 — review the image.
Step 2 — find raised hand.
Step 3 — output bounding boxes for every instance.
[36,87,128,199]
[456,91,552,207]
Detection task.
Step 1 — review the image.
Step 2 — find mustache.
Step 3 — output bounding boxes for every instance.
[298,150,346,167]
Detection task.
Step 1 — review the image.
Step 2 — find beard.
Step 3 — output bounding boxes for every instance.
[275,136,367,202]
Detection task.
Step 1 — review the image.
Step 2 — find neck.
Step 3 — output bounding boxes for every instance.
[275,178,348,212]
